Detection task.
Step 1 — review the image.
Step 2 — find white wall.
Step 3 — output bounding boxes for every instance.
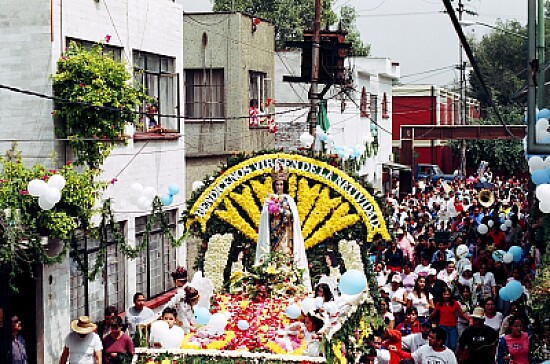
[1,1,186,363]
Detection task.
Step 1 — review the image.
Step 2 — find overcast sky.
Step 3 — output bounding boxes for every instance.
[181,0,527,87]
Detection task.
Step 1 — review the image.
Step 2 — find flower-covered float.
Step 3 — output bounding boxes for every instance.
[134,151,392,364]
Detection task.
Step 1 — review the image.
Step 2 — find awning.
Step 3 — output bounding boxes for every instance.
[382,162,411,171]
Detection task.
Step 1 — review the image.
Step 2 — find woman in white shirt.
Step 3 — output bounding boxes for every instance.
[407,276,433,323]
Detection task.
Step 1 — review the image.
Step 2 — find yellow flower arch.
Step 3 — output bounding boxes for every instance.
[187,153,390,248]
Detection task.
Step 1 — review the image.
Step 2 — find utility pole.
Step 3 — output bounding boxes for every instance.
[457,0,467,177]
[308,0,321,141]
[537,0,545,107]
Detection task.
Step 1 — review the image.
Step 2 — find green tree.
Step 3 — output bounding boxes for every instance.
[469,20,527,107]
[340,6,370,56]
[213,0,338,49]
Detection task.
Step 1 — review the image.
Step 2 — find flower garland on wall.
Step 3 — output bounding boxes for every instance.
[204,234,234,291]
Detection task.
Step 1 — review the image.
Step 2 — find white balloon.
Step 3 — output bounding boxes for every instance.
[301,297,316,314]
[143,186,156,199]
[325,134,335,145]
[500,224,508,232]
[314,296,324,309]
[505,219,512,228]
[536,184,550,200]
[540,200,550,213]
[137,196,151,210]
[536,118,549,133]
[503,252,513,264]
[363,133,373,144]
[128,194,140,206]
[48,174,66,191]
[356,144,366,154]
[299,132,314,148]
[150,320,169,346]
[38,196,55,210]
[44,187,61,204]
[209,313,228,335]
[28,179,48,197]
[529,156,545,172]
[130,183,144,195]
[544,157,550,169]
[160,326,185,349]
[192,180,205,192]
[477,224,489,235]
[487,220,494,228]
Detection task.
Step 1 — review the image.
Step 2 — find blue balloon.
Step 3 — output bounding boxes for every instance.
[237,320,250,331]
[499,286,510,301]
[339,269,367,295]
[532,169,548,185]
[285,304,301,319]
[160,194,173,206]
[168,183,180,196]
[538,108,550,119]
[508,246,523,262]
[319,133,328,142]
[492,250,505,262]
[542,136,550,144]
[193,307,211,325]
[505,280,524,302]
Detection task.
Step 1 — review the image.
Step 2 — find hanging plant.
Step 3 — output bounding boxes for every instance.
[52,41,150,168]
[0,145,106,289]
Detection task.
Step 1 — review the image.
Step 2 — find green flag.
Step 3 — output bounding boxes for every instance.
[317,101,330,132]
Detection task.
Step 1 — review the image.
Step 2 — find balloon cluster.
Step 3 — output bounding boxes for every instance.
[149,320,185,349]
[534,109,550,143]
[491,246,522,264]
[28,175,66,210]
[159,183,180,206]
[333,145,366,161]
[128,183,157,210]
[499,280,524,302]
[191,308,229,335]
[527,155,550,212]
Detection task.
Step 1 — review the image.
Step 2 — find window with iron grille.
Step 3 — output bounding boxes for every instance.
[70,222,126,322]
[135,210,177,299]
[184,69,225,119]
[133,51,180,132]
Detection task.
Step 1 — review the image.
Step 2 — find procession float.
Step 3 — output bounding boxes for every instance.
[133,151,392,364]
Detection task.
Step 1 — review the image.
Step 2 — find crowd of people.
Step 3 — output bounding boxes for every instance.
[30,172,548,364]
[362,174,547,364]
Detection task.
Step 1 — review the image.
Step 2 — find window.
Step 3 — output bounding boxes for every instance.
[371,94,378,122]
[382,92,389,119]
[360,87,369,118]
[70,223,126,322]
[66,37,122,61]
[185,69,225,119]
[134,51,180,132]
[135,210,178,299]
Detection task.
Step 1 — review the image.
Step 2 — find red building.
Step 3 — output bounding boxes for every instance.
[392,85,480,174]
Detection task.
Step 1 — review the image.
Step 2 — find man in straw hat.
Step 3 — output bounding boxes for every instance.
[59,316,102,364]
[456,307,498,364]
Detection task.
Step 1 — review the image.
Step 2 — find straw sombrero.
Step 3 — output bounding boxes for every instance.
[70,316,97,335]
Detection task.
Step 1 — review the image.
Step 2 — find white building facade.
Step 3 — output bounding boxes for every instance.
[275,52,400,190]
[1,1,186,363]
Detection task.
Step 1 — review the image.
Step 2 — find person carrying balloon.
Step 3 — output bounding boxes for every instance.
[149,307,185,349]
